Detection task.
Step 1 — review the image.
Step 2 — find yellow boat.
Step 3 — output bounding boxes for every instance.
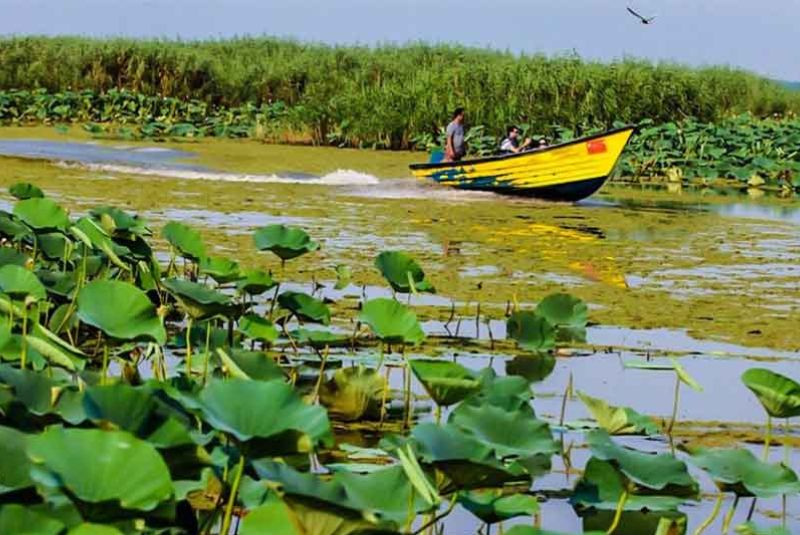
[409,126,635,201]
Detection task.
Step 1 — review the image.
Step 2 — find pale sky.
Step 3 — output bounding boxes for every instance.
[1,0,798,80]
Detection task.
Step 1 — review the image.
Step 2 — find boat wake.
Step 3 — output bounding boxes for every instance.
[55,161,381,186]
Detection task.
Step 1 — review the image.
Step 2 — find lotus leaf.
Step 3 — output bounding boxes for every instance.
[586,430,698,493]
[374,251,434,293]
[358,298,425,345]
[577,392,659,435]
[199,255,241,283]
[277,291,330,325]
[735,523,792,535]
[409,359,481,407]
[73,217,128,269]
[238,314,279,344]
[506,353,556,383]
[162,221,206,261]
[77,280,166,344]
[9,182,45,200]
[37,232,72,260]
[334,264,352,290]
[535,293,588,328]
[319,366,386,421]
[0,425,33,494]
[689,447,800,497]
[83,384,194,448]
[253,224,318,261]
[741,368,800,418]
[624,358,702,392]
[91,206,150,236]
[195,378,331,449]
[507,311,555,351]
[449,403,558,459]
[161,278,233,320]
[458,371,533,413]
[216,349,285,381]
[68,525,125,535]
[0,264,47,300]
[27,427,173,511]
[0,505,64,535]
[292,328,350,348]
[459,490,539,524]
[13,198,70,231]
[0,212,32,241]
[236,269,276,295]
[0,246,29,267]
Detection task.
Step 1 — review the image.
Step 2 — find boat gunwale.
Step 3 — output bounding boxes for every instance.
[408,125,636,171]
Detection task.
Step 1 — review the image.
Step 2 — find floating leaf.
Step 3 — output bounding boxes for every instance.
[253,224,318,261]
[535,293,588,328]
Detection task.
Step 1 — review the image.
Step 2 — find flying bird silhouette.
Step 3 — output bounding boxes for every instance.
[627,6,656,24]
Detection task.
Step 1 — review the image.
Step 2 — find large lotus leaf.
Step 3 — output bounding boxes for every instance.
[277,291,330,325]
[216,349,285,381]
[27,427,173,511]
[374,251,435,293]
[319,367,387,421]
[409,359,481,407]
[238,314,279,344]
[582,508,687,535]
[199,255,242,284]
[27,322,86,371]
[449,403,558,459]
[292,328,350,349]
[573,457,688,512]
[73,217,128,270]
[0,425,33,494]
[0,505,64,535]
[90,206,149,236]
[0,246,29,267]
[459,490,539,524]
[507,311,555,351]
[358,298,425,345]
[161,278,233,320]
[37,232,72,260]
[0,264,47,300]
[9,182,45,200]
[535,293,588,328]
[741,368,800,418]
[0,211,32,242]
[577,392,659,436]
[458,371,533,413]
[0,365,85,421]
[236,269,276,295]
[68,524,125,535]
[253,461,423,528]
[36,269,77,298]
[195,378,331,448]
[689,447,800,498]
[586,430,698,494]
[14,198,70,231]
[253,224,318,261]
[83,384,194,448]
[735,523,793,535]
[161,221,206,261]
[77,280,166,344]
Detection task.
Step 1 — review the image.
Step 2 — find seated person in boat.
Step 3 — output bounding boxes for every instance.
[444,107,466,162]
[499,125,532,154]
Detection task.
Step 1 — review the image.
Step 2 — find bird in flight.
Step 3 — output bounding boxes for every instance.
[627,6,656,24]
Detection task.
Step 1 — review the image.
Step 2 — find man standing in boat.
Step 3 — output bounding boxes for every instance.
[444,107,466,162]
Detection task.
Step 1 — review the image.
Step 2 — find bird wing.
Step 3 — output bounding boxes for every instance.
[626,6,645,21]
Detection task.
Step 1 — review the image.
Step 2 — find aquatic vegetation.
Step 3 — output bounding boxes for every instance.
[0,184,795,534]
[374,251,435,294]
[253,224,318,262]
[741,368,800,460]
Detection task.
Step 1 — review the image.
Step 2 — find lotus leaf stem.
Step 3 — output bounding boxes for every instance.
[783,418,790,466]
[202,320,212,385]
[692,492,723,535]
[721,495,739,534]
[606,488,629,534]
[20,305,28,370]
[746,497,757,521]
[221,454,245,535]
[101,345,109,385]
[185,317,193,377]
[763,415,772,461]
[411,498,458,535]
[311,345,329,404]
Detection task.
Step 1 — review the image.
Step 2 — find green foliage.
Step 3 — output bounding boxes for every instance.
[409,359,481,407]
[689,447,800,498]
[358,298,425,345]
[507,311,556,351]
[741,368,800,418]
[77,280,166,344]
[161,221,206,261]
[253,224,318,261]
[374,251,435,294]
[577,391,659,436]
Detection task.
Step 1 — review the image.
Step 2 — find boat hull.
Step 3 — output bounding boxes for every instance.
[409,127,635,201]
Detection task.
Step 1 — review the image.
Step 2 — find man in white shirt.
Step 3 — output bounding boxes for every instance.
[499,125,532,154]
